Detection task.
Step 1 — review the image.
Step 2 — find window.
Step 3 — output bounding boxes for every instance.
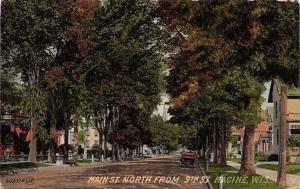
[291,129,300,135]
[86,140,90,146]
[276,129,279,145]
[290,125,300,135]
[268,115,272,123]
[94,140,99,144]
[290,125,300,129]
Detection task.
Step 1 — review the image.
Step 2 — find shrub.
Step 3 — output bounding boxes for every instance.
[255,151,268,161]
[267,154,279,161]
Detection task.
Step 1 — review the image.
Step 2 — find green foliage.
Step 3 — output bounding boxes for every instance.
[258,1,300,85]
[255,151,268,162]
[288,134,300,148]
[1,0,74,79]
[228,135,239,147]
[160,0,296,152]
[78,129,85,145]
[3,0,298,162]
[147,116,179,151]
[82,0,171,152]
[179,125,198,149]
[1,0,172,161]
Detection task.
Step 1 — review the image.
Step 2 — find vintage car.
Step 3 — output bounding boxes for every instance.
[180,150,196,167]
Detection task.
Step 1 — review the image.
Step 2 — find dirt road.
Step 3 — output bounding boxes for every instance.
[1,155,209,189]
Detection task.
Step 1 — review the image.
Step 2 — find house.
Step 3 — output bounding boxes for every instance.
[56,127,112,150]
[230,111,271,156]
[255,112,272,153]
[268,79,300,163]
[0,108,31,155]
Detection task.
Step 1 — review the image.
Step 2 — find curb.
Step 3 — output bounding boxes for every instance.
[197,160,214,189]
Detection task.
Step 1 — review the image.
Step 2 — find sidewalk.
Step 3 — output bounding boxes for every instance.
[227,161,300,188]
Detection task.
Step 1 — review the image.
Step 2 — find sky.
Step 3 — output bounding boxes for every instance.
[261,81,272,110]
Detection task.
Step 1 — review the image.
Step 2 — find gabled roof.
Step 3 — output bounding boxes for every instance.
[268,79,300,102]
[288,88,300,97]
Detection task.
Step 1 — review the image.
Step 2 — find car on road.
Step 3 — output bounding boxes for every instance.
[180,150,196,167]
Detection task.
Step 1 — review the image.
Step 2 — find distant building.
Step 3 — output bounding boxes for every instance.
[0,108,31,155]
[60,127,111,150]
[152,92,171,121]
[268,79,300,163]
[231,111,271,156]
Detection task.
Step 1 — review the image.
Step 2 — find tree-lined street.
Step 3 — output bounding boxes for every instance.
[1,0,299,188]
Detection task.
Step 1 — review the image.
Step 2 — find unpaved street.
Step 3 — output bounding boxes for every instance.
[1,155,209,189]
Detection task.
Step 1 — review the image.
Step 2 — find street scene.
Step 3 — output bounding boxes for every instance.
[1,0,300,189]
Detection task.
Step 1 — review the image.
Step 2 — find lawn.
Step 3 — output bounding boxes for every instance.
[201,163,284,189]
[257,163,300,176]
[77,159,93,164]
[1,162,52,170]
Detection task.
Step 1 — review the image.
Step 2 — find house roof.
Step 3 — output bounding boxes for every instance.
[268,79,300,102]
[288,88,300,97]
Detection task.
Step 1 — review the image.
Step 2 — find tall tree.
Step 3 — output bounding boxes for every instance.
[1,0,74,162]
[83,0,169,160]
[159,0,299,177]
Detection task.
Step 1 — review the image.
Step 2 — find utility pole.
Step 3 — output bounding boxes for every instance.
[277,2,299,187]
[277,85,288,187]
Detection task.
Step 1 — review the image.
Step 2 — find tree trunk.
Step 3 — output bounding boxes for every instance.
[28,73,38,163]
[116,144,121,161]
[98,134,103,162]
[49,125,56,163]
[112,144,116,161]
[138,145,141,157]
[213,122,218,163]
[202,135,206,158]
[83,128,88,160]
[47,91,57,163]
[277,85,288,187]
[64,128,69,161]
[28,115,38,163]
[72,113,80,161]
[83,115,90,160]
[213,124,220,163]
[217,126,222,164]
[239,126,256,176]
[103,135,107,159]
[63,112,69,161]
[220,125,227,166]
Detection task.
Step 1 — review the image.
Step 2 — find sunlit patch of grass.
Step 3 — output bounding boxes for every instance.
[257,163,300,176]
[201,163,284,189]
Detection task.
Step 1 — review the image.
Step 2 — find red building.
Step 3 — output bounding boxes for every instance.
[231,111,271,155]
